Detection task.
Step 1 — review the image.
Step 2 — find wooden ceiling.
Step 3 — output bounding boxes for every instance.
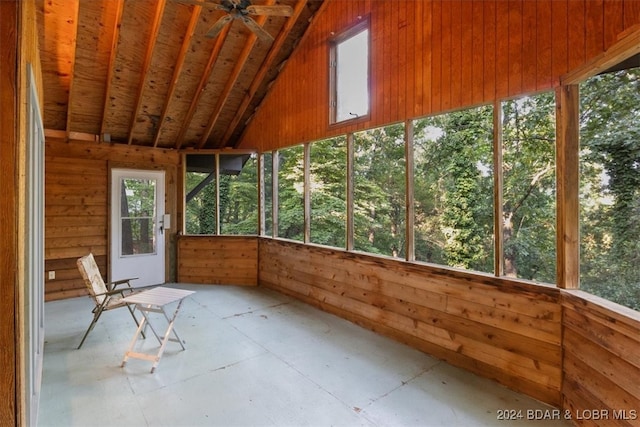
[37,0,323,149]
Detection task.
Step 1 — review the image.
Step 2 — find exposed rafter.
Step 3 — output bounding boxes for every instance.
[63,0,80,136]
[39,0,325,149]
[222,0,308,148]
[152,4,203,148]
[197,0,276,149]
[175,19,231,150]
[127,0,167,145]
[99,0,125,140]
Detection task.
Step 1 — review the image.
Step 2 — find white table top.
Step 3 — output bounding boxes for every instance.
[122,286,195,307]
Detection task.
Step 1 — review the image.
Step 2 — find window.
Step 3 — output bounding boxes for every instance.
[277,145,305,241]
[185,154,217,235]
[413,106,495,272]
[579,64,640,311]
[501,92,556,283]
[353,123,406,257]
[120,178,157,255]
[330,20,369,124]
[184,153,258,235]
[310,136,347,248]
[219,154,258,235]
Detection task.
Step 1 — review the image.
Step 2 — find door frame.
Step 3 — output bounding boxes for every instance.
[25,62,45,427]
[109,167,167,286]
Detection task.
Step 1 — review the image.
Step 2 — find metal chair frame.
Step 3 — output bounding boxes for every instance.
[76,253,144,349]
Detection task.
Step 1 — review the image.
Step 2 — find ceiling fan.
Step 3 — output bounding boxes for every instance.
[176,0,293,42]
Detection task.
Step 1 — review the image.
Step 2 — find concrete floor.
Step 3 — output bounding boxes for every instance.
[38,284,571,427]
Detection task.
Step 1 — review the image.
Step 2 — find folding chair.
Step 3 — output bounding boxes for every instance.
[76,253,144,349]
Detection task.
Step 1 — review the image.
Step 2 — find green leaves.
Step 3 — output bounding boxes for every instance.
[501,92,557,283]
[580,67,640,311]
[414,105,494,273]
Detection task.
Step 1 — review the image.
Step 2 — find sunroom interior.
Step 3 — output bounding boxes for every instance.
[2,0,640,425]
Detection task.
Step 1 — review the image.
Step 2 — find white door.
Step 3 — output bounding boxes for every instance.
[111,169,166,287]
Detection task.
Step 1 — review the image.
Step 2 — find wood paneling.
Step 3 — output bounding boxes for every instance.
[177,236,258,286]
[258,239,563,405]
[34,0,640,421]
[2,0,44,423]
[562,291,640,426]
[44,137,180,300]
[239,0,640,151]
[0,2,19,424]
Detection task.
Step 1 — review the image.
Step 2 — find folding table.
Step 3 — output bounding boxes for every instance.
[120,286,195,373]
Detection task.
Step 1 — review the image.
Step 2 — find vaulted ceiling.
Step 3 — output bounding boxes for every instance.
[37,0,323,149]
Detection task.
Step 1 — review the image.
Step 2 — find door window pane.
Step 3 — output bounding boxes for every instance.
[120,178,156,256]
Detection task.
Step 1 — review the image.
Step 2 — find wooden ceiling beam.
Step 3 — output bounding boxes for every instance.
[221,0,308,148]
[197,0,276,149]
[99,0,125,140]
[175,21,231,150]
[63,0,80,136]
[152,5,203,148]
[127,0,167,145]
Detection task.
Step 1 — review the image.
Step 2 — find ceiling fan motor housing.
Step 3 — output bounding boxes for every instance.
[222,0,253,15]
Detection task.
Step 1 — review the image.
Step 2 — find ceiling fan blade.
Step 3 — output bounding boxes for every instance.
[172,0,227,10]
[206,14,234,38]
[241,16,274,42]
[245,5,293,16]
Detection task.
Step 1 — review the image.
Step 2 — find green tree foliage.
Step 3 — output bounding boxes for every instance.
[277,145,305,241]
[580,67,640,311]
[502,93,557,283]
[353,123,406,257]
[310,137,347,248]
[181,68,640,313]
[220,155,259,235]
[413,105,494,272]
[185,154,258,236]
[185,171,217,235]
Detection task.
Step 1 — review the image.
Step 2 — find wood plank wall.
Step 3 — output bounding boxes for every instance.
[259,239,563,405]
[19,1,45,424]
[238,0,640,419]
[177,236,258,286]
[239,0,640,150]
[45,137,180,301]
[0,2,19,424]
[562,291,640,426]
[37,0,640,421]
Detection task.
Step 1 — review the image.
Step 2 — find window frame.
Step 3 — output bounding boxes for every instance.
[499,91,558,284]
[182,151,259,237]
[329,17,371,126]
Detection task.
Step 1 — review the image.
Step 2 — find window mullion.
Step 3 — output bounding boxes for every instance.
[272,151,279,238]
[346,133,354,251]
[304,143,311,243]
[556,84,580,289]
[493,101,504,277]
[405,119,415,262]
